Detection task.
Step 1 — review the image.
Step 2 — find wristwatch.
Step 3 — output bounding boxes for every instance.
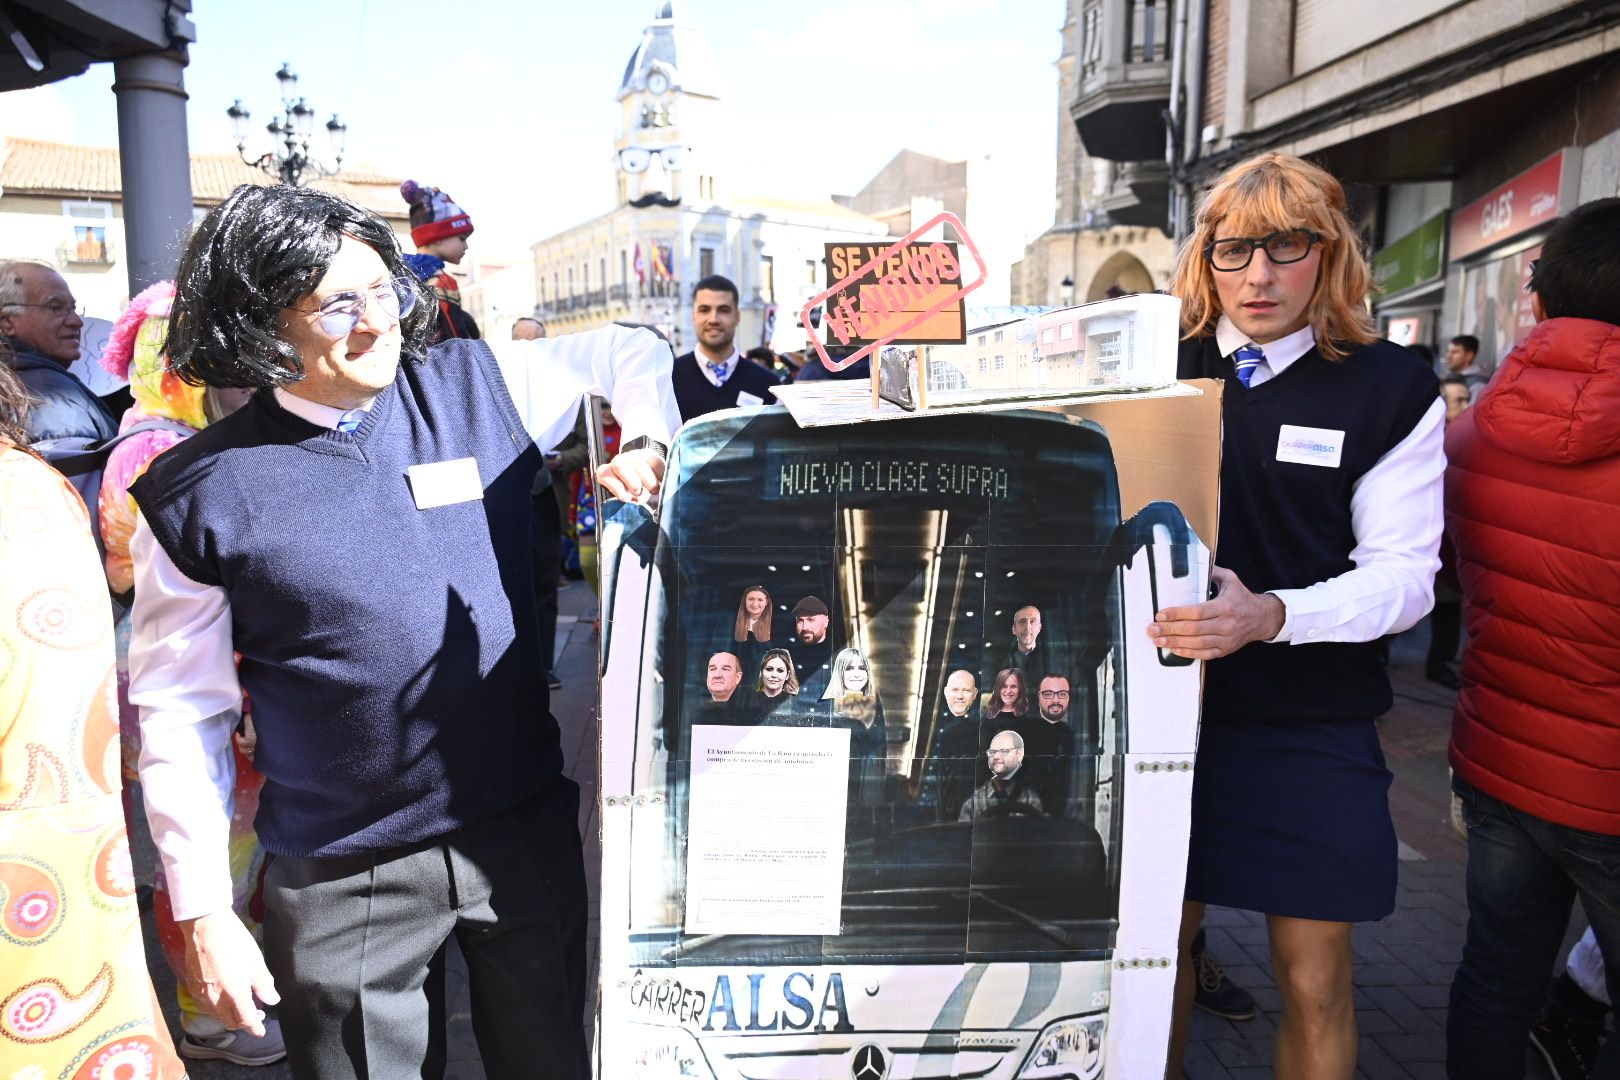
[620,435,669,460]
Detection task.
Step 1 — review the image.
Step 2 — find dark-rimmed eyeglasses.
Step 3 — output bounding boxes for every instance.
[1038,689,1071,699]
[617,145,686,174]
[8,300,84,319]
[300,278,417,339]
[1204,229,1320,272]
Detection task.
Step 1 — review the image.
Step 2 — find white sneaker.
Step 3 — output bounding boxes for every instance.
[178,1018,287,1066]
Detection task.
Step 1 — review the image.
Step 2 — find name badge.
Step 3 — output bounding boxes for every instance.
[406,457,484,510]
[735,390,765,407]
[1275,425,1344,468]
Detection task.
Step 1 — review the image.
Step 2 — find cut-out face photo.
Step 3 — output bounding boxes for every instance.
[1038,675,1072,723]
[707,652,743,703]
[793,597,830,645]
[757,649,798,699]
[986,729,1025,779]
[943,669,978,718]
[987,667,1029,719]
[825,648,872,698]
[1012,605,1043,654]
[734,586,773,643]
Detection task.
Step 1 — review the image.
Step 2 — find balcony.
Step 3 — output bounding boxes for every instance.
[1094,159,1170,229]
[1071,0,1174,163]
[58,235,116,266]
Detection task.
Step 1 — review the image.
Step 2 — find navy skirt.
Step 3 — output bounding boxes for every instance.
[1184,714,1397,922]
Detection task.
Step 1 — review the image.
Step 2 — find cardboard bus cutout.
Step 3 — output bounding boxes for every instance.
[595,383,1221,1078]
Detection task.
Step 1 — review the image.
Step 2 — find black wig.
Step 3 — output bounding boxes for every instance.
[165,184,435,388]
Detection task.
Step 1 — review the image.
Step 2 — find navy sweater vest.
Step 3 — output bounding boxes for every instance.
[132,340,556,858]
[1178,335,1437,722]
[672,351,779,421]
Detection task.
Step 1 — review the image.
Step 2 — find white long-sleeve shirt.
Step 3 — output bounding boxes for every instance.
[1214,316,1445,645]
[130,327,680,920]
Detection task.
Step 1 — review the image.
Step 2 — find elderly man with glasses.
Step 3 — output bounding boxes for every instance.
[0,259,117,443]
[125,184,680,1079]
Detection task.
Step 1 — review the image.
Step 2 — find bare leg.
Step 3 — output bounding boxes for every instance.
[1268,914,1357,1080]
[1166,900,1206,1079]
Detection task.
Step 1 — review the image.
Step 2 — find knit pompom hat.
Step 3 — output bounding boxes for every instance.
[101,280,206,429]
[400,179,474,247]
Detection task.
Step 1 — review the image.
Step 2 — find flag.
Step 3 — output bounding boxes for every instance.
[652,244,672,282]
[633,243,645,287]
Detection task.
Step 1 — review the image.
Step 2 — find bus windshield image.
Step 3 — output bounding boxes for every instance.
[598,407,1205,1080]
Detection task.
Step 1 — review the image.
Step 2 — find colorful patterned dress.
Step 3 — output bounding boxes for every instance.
[0,445,185,1078]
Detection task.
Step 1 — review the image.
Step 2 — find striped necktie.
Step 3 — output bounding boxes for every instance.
[1232,343,1266,387]
[707,360,730,383]
[336,409,365,433]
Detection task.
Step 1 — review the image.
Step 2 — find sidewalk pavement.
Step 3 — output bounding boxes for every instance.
[141,602,1582,1079]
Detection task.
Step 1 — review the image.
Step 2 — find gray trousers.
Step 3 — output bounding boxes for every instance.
[263,778,589,1080]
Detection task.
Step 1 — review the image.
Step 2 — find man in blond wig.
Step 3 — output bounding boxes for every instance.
[1148,153,1443,1079]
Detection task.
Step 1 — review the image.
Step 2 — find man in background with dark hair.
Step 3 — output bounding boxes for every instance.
[671,274,780,420]
[1444,197,1620,1079]
[1445,333,1489,402]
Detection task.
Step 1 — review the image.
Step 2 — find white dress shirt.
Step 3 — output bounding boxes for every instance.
[1214,316,1446,647]
[130,326,680,920]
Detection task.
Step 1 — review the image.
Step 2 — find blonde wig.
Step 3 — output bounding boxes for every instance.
[1170,153,1376,361]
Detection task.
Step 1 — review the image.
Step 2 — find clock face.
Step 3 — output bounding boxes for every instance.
[647,70,670,96]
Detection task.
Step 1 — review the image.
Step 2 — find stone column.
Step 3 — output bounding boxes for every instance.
[112,48,194,294]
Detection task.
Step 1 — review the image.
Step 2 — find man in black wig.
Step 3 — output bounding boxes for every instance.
[126,183,679,1078]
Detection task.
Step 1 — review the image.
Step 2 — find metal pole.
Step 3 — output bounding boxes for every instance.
[112,48,195,293]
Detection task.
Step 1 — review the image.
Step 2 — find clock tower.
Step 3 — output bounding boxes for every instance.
[614,1,725,209]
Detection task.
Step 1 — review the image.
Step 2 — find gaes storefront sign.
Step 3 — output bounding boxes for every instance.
[1449,148,1581,263]
[1373,212,1446,295]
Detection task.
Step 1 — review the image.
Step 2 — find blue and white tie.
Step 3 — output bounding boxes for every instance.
[336,409,365,433]
[1233,343,1265,387]
[708,360,730,384]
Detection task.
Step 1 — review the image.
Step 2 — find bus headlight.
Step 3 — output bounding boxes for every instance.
[1018,1016,1105,1079]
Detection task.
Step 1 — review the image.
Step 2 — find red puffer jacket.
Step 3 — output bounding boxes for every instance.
[1446,317,1620,835]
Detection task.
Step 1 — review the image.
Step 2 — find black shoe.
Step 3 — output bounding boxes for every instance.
[548,673,564,690]
[1425,662,1461,690]
[1529,1006,1600,1080]
[1191,929,1256,1021]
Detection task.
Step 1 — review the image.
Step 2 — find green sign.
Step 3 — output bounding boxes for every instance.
[1374,212,1447,295]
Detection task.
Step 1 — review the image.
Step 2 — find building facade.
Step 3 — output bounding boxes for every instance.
[1010,0,1178,309]
[530,2,893,353]
[0,136,410,321]
[1075,0,1620,372]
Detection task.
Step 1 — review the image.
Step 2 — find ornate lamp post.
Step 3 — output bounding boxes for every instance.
[227,63,347,187]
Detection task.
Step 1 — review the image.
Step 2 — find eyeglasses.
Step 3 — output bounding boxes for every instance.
[9,300,84,319]
[301,278,417,339]
[986,746,1017,757]
[1204,229,1320,272]
[618,145,686,174]
[1038,690,1071,699]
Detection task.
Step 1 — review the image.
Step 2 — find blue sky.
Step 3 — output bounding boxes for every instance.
[5,0,1061,262]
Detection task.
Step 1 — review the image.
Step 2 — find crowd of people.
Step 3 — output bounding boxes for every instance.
[0,149,1614,1080]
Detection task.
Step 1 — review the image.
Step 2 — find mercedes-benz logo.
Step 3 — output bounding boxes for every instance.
[851,1043,889,1080]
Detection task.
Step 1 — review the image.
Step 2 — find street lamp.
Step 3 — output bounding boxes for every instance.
[1060,275,1075,307]
[227,63,347,187]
